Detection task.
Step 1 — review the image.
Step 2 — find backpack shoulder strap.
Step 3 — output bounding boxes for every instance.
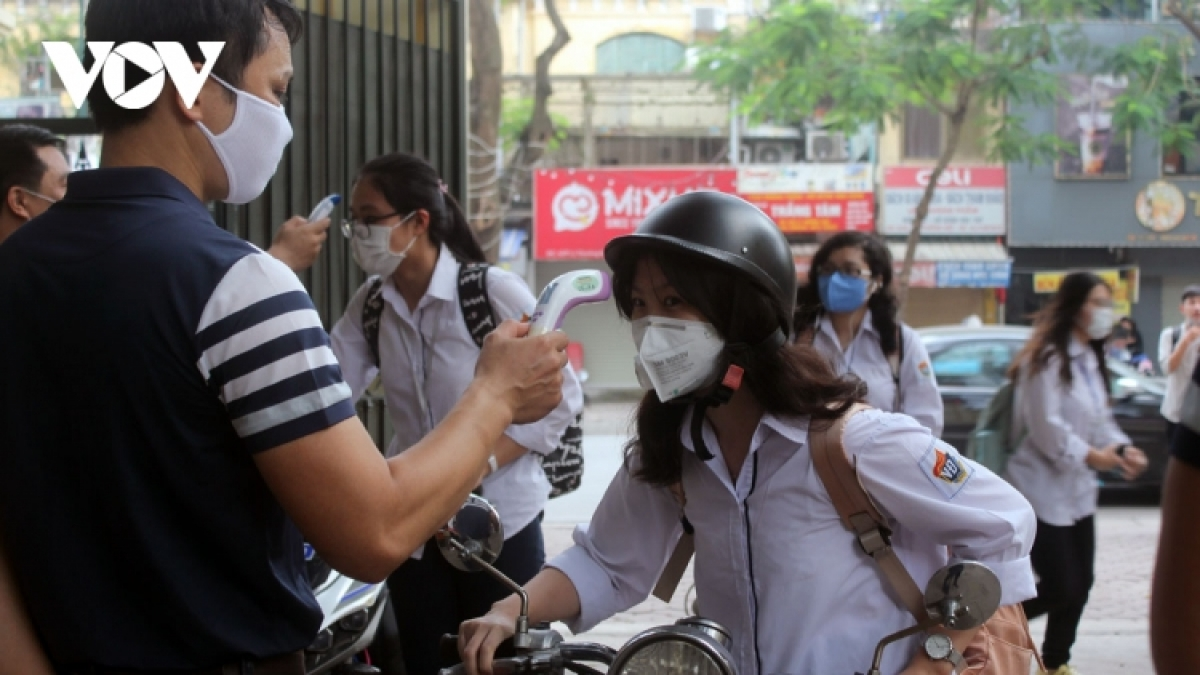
[457,263,498,348]
[809,403,928,621]
[887,326,904,410]
[1173,325,1183,352]
[361,278,386,367]
[652,480,695,603]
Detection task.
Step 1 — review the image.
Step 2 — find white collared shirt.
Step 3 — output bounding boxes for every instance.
[1006,339,1130,526]
[1158,323,1200,423]
[549,409,1036,675]
[810,311,945,436]
[330,246,584,541]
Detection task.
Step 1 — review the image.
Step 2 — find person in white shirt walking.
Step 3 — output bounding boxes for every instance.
[455,192,1036,675]
[1006,271,1149,675]
[1157,285,1200,443]
[329,152,583,675]
[795,232,944,436]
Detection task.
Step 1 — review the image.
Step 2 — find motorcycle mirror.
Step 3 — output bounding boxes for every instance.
[923,561,1002,631]
[437,494,505,573]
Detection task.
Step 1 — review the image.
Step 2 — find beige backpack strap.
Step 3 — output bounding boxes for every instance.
[809,403,929,622]
[652,481,694,602]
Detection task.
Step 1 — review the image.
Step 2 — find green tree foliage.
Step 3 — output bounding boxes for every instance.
[500,96,569,156]
[696,0,1194,307]
[0,9,79,65]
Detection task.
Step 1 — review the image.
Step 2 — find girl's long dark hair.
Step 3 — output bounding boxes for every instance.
[613,251,863,487]
[794,232,902,355]
[1009,271,1111,389]
[357,152,486,264]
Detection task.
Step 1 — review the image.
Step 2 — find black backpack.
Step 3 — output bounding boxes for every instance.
[360,264,584,499]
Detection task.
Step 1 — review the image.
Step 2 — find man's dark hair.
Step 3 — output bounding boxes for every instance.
[83,0,304,134]
[0,124,65,202]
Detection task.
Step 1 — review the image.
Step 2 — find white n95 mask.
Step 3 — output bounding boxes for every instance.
[350,215,418,279]
[198,75,294,205]
[632,317,726,402]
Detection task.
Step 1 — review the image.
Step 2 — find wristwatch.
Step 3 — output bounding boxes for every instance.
[923,633,965,673]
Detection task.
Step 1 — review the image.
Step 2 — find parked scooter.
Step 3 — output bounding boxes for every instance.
[304,542,404,674]
[434,496,1003,675]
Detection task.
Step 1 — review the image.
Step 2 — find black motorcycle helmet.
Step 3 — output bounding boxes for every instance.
[605,192,794,461]
[604,190,797,339]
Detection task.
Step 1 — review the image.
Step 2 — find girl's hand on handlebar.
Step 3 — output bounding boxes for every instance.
[459,606,519,675]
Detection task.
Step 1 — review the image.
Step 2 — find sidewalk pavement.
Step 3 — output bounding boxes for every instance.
[540,396,1160,672]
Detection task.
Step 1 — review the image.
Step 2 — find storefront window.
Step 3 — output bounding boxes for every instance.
[1162,78,1200,177]
[0,0,85,119]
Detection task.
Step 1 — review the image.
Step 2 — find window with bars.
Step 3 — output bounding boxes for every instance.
[903,104,943,160]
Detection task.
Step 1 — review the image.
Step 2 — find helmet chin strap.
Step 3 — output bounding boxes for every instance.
[689,327,788,461]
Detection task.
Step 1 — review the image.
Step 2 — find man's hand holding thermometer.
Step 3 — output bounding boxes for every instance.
[473,270,611,426]
[268,194,340,273]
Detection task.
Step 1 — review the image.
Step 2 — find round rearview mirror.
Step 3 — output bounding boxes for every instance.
[923,561,1002,631]
[437,494,505,573]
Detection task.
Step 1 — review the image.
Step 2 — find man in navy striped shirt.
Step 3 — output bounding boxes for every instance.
[0,1,567,673]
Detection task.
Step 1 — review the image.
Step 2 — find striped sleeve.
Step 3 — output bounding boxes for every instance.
[195,252,355,452]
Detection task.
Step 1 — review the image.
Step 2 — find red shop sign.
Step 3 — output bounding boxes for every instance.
[742,192,874,234]
[533,168,739,261]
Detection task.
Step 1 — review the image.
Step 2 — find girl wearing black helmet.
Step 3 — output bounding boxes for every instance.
[456,192,1035,675]
[795,232,944,436]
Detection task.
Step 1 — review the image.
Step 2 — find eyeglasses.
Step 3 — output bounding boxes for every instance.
[816,263,873,280]
[340,211,409,240]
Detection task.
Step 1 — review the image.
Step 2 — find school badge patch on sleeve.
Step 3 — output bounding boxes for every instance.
[918,440,973,499]
[918,361,932,378]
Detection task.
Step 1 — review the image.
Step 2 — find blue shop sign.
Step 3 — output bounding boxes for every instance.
[936,261,1012,288]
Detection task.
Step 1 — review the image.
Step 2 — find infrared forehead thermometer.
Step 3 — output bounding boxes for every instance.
[528,270,612,336]
[307,194,341,222]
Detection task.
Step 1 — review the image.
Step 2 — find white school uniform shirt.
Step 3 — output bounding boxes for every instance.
[329,245,584,542]
[811,311,945,436]
[549,408,1036,675]
[1006,340,1129,526]
[1158,323,1199,423]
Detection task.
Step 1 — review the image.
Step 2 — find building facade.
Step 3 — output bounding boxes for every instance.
[1008,21,1200,356]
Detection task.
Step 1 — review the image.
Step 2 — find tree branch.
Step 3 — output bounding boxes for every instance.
[501,0,572,205]
[1168,1,1200,44]
[914,82,957,118]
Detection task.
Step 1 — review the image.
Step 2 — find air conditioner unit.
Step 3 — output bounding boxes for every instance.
[692,6,728,33]
[806,131,848,162]
[753,141,796,164]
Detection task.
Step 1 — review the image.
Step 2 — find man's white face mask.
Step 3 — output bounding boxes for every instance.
[197,75,294,205]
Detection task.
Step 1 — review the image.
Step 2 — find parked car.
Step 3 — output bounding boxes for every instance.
[918,324,1167,498]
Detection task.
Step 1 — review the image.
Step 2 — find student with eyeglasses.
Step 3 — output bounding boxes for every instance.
[329,152,584,675]
[794,232,944,435]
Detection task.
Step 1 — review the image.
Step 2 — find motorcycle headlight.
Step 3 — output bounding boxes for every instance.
[610,617,736,675]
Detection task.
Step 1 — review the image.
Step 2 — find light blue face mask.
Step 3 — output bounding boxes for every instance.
[818,272,871,314]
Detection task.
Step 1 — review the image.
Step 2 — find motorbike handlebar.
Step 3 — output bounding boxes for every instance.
[438,657,525,675]
[440,634,521,670]
[436,635,616,675]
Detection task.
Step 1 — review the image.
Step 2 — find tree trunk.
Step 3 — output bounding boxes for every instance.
[895,106,969,314]
[1167,1,1200,42]
[468,0,505,262]
[502,0,572,204]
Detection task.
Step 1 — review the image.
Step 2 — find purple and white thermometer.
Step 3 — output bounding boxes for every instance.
[527,270,612,336]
